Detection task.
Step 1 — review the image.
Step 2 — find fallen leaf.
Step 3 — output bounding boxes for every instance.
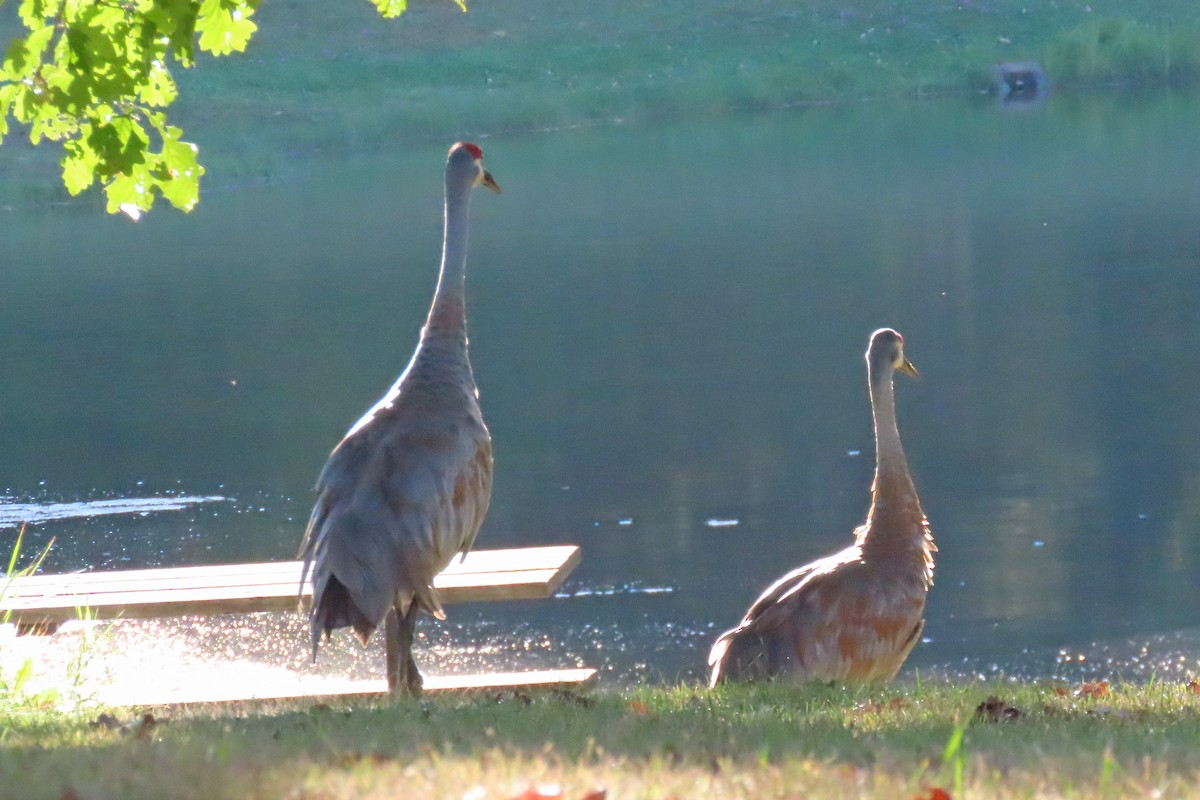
[1053,685,1070,697]
[60,790,81,800]
[508,785,564,800]
[1077,681,1110,699]
[626,700,649,715]
[974,695,1023,722]
[913,788,952,800]
[1187,677,1200,695]
[578,791,607,800]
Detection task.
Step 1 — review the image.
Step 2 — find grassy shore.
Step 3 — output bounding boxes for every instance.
[176,0,1200,150]
[5,0,1200,204]
[4,680,1200,798]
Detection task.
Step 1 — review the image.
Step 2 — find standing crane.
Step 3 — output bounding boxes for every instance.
[708,328,935,686]
[299,142,501,695]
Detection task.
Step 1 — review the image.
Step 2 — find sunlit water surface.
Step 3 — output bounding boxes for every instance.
[6,91,1200,699]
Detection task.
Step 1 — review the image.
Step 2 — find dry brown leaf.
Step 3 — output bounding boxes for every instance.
[626,700,649,715]
[1077,680,1110,699]
[577,790,607,800]
[1187,677,1200,694]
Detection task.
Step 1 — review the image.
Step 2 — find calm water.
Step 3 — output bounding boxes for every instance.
[5,90,1200,688]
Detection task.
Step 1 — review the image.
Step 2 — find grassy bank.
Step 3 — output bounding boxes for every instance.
[175,0,1200,149]
[4,0,1200,205]
[4,680,1200,798]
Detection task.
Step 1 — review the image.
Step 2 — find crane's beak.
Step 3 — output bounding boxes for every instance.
[480,170,502,194]
[897,358,919,379]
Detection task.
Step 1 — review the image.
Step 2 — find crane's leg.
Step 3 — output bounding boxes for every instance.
[384,603,424,696]
[384,607,401,693]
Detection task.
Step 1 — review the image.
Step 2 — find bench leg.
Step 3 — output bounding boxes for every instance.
[384,603,423,697]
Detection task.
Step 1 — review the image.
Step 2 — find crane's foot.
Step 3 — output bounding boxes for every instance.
[403,658,424,696]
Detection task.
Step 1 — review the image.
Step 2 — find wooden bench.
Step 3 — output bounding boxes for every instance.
[1,545,595,701]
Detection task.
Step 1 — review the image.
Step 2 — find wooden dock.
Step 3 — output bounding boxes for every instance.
[1,545,580,629]
[1,544,594,702]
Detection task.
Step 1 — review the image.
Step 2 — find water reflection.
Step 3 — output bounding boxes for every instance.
[4,91,1200,688]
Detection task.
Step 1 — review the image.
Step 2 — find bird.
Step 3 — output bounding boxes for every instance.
[708,328,935,686]
[298,141,501,695]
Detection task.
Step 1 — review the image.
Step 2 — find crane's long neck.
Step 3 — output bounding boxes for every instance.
[422,178,472,350]
[869,365,911,495]
[858,363,924,554]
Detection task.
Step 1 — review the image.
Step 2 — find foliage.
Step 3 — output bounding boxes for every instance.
[0,0,464,218]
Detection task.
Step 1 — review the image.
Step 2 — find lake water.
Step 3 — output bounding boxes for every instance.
[5,90,1200,693]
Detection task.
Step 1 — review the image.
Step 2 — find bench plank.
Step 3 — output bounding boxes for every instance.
[1,545,580,626]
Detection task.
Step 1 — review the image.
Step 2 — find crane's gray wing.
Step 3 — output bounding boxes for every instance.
[299,401,493,641]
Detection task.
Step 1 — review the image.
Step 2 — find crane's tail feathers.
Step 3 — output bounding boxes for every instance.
[708,630,735,688]
[309,575,379,661]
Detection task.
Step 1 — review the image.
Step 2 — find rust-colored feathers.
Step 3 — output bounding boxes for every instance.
[709,328,934,686]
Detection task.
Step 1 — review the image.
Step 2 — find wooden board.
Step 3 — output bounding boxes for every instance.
[1,545,580,627]
[97,668,598,708]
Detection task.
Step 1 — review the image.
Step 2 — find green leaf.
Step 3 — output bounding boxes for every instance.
[61,135,99,195]
[158,144,201,212]
[0,83,15,141]
[87,114,150,177]
[105,166,154,218]
[372,0,407,19]
[139,62,178,107]
[144,0,200,67]
[150,115,203,212]
[196,0,257,56]
[3,24,56,79]
[17,0,63,30]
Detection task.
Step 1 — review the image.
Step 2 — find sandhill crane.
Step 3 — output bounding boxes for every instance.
[708,328,935,686]
[299,142,501,695]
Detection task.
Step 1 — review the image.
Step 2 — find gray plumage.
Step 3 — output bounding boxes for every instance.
[298,142,501,695]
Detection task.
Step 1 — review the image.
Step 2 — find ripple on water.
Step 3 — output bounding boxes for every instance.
[0,495,228,530]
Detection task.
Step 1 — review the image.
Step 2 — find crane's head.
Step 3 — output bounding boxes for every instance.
[867,328,919,379]
[448,141,502,194]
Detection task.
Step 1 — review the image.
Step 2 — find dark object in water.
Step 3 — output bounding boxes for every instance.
[993,61,1050,107]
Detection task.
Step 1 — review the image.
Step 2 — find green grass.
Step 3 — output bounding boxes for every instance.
[5,680,1200,798]
[0,526,63,718]
[172,0,1200,150]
